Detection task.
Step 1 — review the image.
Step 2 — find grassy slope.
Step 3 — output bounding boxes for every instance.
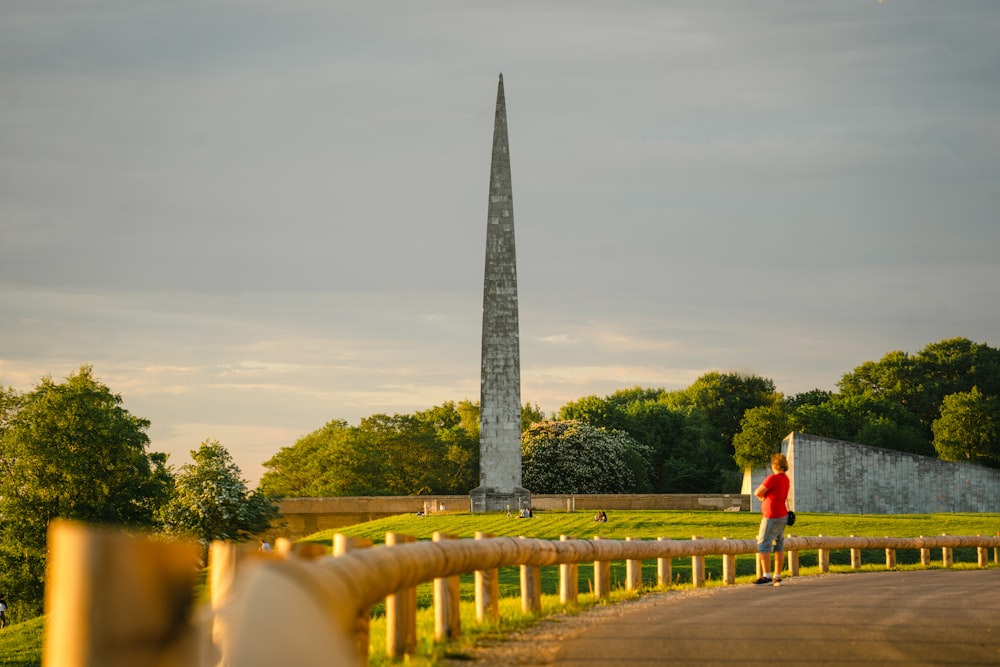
[2,511,997,666]
[0,617,44,667]
[308,509,1000,544]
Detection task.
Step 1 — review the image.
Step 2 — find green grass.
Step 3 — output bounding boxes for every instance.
[0,616,44,667]
[2,511,997,667]
[308,509,1000,544]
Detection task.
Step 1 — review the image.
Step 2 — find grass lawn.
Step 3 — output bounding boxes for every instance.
[0,617,44,667]
[2,510,997,666]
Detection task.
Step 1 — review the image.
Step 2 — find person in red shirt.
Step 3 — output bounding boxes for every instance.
[753,452,790,585]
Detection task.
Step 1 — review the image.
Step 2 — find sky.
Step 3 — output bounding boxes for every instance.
[2,1,999,486]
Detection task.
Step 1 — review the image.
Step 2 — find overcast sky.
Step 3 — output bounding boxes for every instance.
[2,1,998,486]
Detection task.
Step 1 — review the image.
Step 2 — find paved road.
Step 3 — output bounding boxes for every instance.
[547,569,1000,666]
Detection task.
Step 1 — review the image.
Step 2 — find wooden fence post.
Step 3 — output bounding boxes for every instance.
[787,534,799,577]
[519,536,542,614]
[625,537,643,591]
[385,532,417,658]
[593,536,611,599]
[977,537,988,568]
[721,537,736,585]
[333,534,373,667]
[818,535,830,573]
[691,536,705,587]
[559,535,578,605]
[433,533,462,641]
[210,539,263,662]
[920,536,931,567]
[942,534,954,568]
[44,520,200,667]
[850,536,862,570]
[474,532,500,622]
[656,537,672,587]
[885,545,897,570]
[210,539,239,621]
[273,537,292,557]
[292,541,331,560]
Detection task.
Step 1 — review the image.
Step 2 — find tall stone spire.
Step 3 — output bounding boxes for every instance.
[470,73,530,513]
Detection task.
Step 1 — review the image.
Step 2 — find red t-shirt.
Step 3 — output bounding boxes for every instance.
[760,472,789,519]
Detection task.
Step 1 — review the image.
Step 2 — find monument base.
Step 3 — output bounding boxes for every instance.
[469,486,531,514]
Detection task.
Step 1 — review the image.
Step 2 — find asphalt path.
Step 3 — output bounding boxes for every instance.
[547,569,1000,667]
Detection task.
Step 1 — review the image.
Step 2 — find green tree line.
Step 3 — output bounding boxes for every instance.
[260,337,1000,500]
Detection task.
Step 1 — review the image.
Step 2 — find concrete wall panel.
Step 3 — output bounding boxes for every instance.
[744,432,1000,514]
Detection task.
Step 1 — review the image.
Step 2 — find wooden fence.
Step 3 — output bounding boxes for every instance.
[42,520,1000,666]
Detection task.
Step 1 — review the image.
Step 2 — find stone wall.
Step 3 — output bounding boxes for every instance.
[742,431,1000,514]
[272,495,471,539]
[269,493,750,541]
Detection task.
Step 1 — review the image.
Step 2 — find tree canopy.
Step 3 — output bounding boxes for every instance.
[663,372,779,452]
[733,404,789,471]
[160,440,279,544]
[558,384,739,493]
[259,401,484,497]
[0,366,172,614]
[520,420,652,494]
[932,387,1000,466]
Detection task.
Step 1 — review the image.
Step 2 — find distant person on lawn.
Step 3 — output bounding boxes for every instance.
[753,452,790,586]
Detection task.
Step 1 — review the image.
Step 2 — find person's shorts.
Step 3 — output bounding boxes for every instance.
[756,516,788,553]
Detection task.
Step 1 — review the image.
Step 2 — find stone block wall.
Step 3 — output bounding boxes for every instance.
[742,431,1000,514]
[269,493,751,541]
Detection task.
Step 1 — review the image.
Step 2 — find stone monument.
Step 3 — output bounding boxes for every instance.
[470,74,531,513]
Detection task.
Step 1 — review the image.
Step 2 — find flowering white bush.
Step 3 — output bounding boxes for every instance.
[521,420,652,493]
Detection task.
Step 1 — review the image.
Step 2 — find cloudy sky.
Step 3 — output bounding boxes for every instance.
[2,1,998,485]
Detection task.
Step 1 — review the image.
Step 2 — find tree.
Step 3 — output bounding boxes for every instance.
[663,372,779,452]
[521,402,547,430]
[787,402,848,440]
[0,385,22,432]
[520,420,652,494]
[0,366,172,615]
[617,400,687,492]
[733,404,789,470]
[827,394,933,456]
[932,388,1000,466]
[784,389,834,411]
[160,440,279,544]
[257,420,348,498]
[259,402,481,497]
[918,338,1000,408]
[853,417,930,456]
[559,387,703,491]
[838,338,1000,439]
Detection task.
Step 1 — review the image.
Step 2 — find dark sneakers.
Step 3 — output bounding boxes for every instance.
[753,576,772,585]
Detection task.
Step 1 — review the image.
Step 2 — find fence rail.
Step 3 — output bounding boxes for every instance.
[42,520,1000,666]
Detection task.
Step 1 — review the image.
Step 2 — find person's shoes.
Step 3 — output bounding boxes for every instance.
[772,576,782,586]
[753,576,772,585]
